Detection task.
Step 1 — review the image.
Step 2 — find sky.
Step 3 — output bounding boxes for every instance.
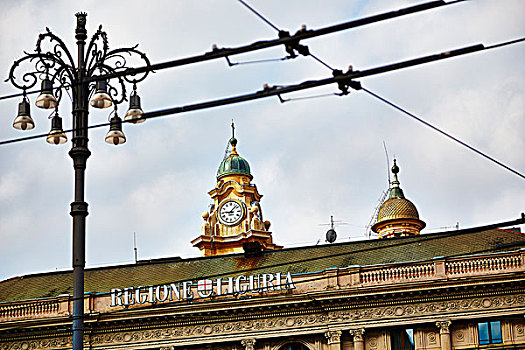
[0,0,524,282]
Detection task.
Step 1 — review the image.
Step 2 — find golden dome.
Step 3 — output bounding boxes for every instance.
[372,159,425,237]
[376,197,420,222]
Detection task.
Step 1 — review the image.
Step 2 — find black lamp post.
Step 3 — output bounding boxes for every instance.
[6,13,151,350]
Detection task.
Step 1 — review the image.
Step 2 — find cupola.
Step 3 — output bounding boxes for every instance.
[372,159,426,238]
[217,137,252,180]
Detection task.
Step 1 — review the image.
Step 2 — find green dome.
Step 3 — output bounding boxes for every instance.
[216,137,252,179]
[217,155,251,179]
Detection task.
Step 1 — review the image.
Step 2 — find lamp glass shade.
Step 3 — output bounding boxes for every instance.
[105,116,126,145]
[35,93,58,109]
[35,79,58,109]
[46,115,67,145]
[13,115,35,131]
[90,80,113,109]
[47,131,68,145]
[35,78,58,109]
[13,99,35,130]
[105,130,126,145]
[124,93,145,123]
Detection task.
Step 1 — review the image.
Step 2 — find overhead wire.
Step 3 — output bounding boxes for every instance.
[1,38,522,148]
[84,0,459,83]
[237,0,280,32]
[308,53,335,71]
[0,1,465,102]
[360,87,525,180]
[236,0,336,71]
[0,89,41,101]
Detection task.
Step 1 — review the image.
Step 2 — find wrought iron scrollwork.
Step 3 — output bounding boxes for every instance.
[6,21,151,108]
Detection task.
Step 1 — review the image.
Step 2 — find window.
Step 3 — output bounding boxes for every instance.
[478,321,502,345]
[391,328,414,350]
[278,343,308,350]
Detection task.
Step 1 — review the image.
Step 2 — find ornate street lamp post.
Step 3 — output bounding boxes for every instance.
[6,13,150,350]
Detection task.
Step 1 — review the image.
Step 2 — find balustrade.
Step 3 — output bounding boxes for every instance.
[360,263,435,284]
[446,254,522,276]
[359,252,523,285]
[0,300,60,320]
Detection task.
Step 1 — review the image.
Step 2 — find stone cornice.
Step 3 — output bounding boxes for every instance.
[2,292,524,349]
[2,281,523,334]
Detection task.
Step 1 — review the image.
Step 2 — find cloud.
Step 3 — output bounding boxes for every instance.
[0,0,523,281]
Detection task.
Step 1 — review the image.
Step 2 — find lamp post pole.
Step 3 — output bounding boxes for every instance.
[70,13,90,349]
[6,13,150,350]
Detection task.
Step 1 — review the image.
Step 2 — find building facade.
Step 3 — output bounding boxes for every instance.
[1,134,524,350]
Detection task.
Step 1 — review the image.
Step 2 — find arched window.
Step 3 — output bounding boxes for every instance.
[278,343,308,350]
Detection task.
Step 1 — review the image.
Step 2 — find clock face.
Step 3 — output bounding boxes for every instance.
[219,200,244,225]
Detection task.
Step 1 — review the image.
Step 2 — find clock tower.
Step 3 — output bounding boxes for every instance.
[191,125,283,256]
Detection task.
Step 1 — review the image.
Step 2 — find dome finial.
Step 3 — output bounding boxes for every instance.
[392,158,399,175]
[229,120,238,154]
[217,123,252,180]
[391,159,400,188]
[389,159,404,198]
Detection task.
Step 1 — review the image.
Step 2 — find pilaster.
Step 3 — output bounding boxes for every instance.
[350,328,365,350]
[436,320,452,350]
[325,330,342,350]
[241,338,256,350]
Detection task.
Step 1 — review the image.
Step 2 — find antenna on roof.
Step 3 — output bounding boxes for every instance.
[365,142,392,239]
[428,222,461,232]
[221,119,235,161]
[319,215,348,243]
[383,141,391,185]
[365,190,388,239]
[133,232,138,263]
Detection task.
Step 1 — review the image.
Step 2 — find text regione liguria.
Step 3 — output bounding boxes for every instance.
[110,272,295,307]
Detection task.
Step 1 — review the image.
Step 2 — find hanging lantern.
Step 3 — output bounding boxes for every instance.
[105,114,126,145]
[13,96,35,130]
[46,112,67,145]
[35,78,58,109]
[124,89,145,124]
[90,79,113,109]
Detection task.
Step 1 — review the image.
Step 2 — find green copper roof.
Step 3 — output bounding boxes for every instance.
[0,227,523,303]
[217,137,252,179]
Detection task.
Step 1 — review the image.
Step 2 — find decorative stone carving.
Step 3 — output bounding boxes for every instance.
[250,207,264,231]
[455,329,464,342]
[0,336,72,350]
[3,295,524,349]
[367,336,378,350]
[436,321,451,334]
[325,330,342,344]
[350,328,365,350]
[428,332,437,344]
[201,212,211,235]
[241,338,256,350]
[350,328,365,341]
[436,320,452,350]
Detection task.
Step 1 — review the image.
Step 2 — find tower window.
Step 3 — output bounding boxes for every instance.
[478,321,502,345]
[391,328,414,350]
